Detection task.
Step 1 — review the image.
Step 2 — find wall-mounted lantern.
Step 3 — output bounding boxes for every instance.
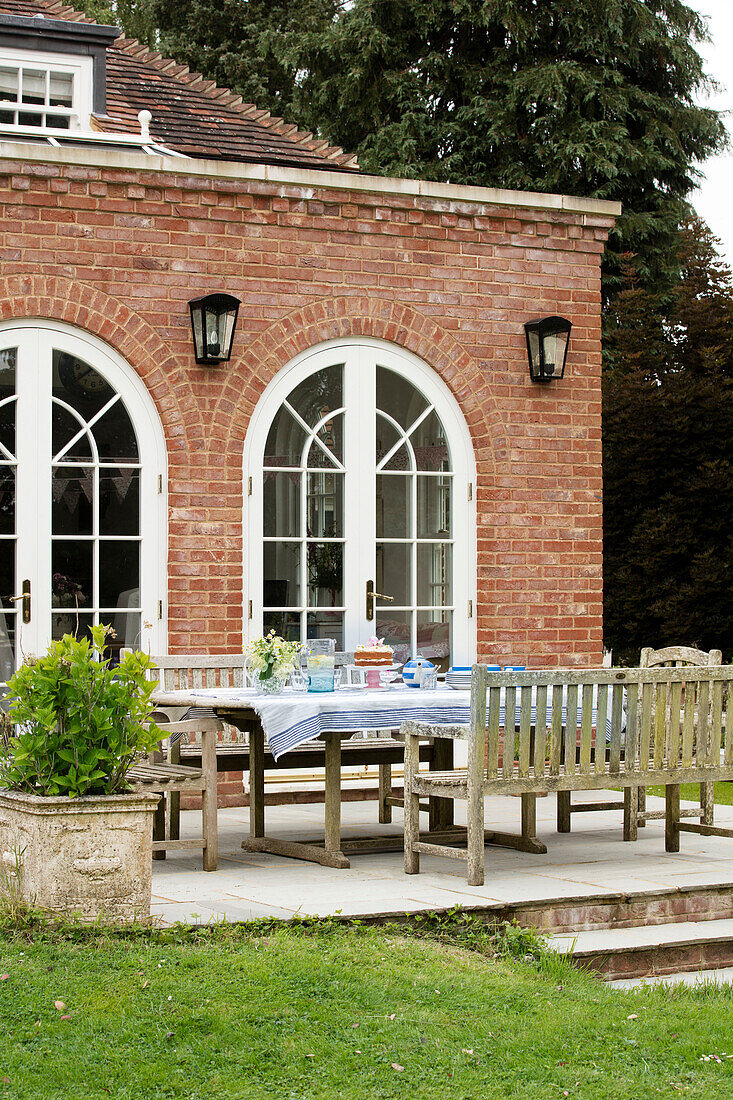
[188,293,241,365]
[524,316,572,382]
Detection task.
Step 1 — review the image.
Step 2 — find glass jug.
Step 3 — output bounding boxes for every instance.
[302,638,336,692]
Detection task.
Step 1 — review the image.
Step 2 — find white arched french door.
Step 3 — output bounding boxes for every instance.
[245,339,476,667]
[0,321,166,671]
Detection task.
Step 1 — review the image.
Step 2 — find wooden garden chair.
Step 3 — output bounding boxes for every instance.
[634,645,723,831]
[125,654,248,872]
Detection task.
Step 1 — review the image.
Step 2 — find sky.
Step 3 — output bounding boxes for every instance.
[688,0,733,265]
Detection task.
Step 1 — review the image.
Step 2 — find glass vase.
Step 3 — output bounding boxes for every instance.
[258,674,286,695]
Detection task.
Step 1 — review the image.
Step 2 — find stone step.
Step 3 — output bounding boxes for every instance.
[548,918,733,980]
[481,881,733,935]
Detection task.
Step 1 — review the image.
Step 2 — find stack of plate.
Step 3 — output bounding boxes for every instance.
[445,667,472,691]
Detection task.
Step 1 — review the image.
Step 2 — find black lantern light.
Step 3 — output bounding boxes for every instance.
[524,315,572,382]
[188,293,241,365]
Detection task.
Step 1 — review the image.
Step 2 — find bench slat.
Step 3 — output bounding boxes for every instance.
[639,681,653,768]
[711,680,724,766]
[518,685,532,777]
[668,681,682,767]
[696,680,711,769]
[563,684,578,778]
[534,684,548,780]
[625,683,638,772]
[503,686,516,779]
[549,684,563,776]
[681,683,695,766]
[487,685,501,779]
[609,683,623,772]
[653,682,667,770]
[579,683,594,774]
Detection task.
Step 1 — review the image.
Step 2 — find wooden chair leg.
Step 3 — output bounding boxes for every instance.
[429,736,454,830]
[466,780,485,887]
[201,726,218,872]
[403,732,420,875]
[623,786,638,842]
[378,762,392,824]
[557,791,571,832]
[637,785,647,826]
[666,783,680,852]
[152,794,166,860]
[701,781,714,827]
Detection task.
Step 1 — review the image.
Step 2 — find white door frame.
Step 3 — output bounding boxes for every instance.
[0,319,167,657]
[244,337,477,663]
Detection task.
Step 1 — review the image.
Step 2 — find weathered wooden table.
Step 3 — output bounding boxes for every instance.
[150,685,530,869]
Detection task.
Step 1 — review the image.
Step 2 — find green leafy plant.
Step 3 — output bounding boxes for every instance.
[0,625,161,799]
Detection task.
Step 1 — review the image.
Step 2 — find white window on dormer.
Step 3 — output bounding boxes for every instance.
[0,48,92,133]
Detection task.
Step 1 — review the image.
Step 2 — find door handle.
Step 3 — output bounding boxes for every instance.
[10,579,30,624]
[366,580,394,622]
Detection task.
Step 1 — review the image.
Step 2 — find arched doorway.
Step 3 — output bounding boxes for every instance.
[245,339,476,666]
[0,320,166,670]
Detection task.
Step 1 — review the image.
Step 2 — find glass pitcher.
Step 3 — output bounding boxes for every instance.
[302,638,336,692]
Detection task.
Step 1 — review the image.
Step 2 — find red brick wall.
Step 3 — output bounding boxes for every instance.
[0,156,612,667]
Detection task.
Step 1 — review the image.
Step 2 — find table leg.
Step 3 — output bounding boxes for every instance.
[378,763,392,824]
[249,722,265,839]
[239,723,349,869]
[428,736,454,831]
[324,733,345,857]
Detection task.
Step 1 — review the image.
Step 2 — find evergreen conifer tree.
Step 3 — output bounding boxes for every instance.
[298,0,725,298]
[603,219,733,659]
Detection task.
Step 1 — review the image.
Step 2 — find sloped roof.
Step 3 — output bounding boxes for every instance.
[0,0,359,171]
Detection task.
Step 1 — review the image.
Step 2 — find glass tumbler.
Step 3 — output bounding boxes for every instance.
[302,638,336,692]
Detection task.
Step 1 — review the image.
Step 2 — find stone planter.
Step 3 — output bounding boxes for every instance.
[0,790,159,923]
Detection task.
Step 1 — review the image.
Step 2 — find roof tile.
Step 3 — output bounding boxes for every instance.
[0,0,359,171]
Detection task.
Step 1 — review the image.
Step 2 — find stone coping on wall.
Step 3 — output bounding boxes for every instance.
[0,139,621,221]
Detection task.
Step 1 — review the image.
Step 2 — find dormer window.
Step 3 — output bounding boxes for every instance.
[0,49,91,131]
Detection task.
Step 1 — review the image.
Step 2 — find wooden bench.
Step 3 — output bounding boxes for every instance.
[402,664,733,886]
[558,645,724,835]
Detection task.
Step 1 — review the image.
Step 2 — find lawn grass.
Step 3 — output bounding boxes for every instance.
[0,916,733,1099]
[644,782,733,805]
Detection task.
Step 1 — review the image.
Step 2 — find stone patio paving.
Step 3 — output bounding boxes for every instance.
[150,790,733,926]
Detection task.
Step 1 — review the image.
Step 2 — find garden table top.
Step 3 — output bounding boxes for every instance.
[150,684,471,760]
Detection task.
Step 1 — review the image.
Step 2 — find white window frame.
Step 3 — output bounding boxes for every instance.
[0,46,92,133]
[244,337,477,665]
[0,319,168,658]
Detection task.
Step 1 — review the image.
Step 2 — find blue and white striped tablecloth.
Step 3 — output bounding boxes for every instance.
[172,686,618,762]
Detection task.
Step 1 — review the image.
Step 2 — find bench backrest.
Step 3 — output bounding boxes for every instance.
[467,664,733,784]
[146,654,248,692]
[640,645,722,668]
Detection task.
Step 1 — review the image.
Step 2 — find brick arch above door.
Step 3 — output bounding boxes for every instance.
[220,296,510,476]
[0,273,205,449]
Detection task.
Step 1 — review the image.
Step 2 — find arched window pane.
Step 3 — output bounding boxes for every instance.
[377,366,428,429]
[265,407,307,467]
[287,363,342,429]
[52,403,92,460]
[93,402,139,462]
